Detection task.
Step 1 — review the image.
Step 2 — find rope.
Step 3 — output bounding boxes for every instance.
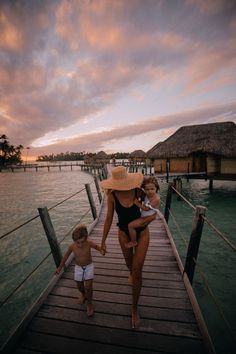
[0,251,52,308]
[0,215,40,241]
[191,256,236,343]
[168,207,235,342]
[0,187,86,240]
[168,208,188,248]
[171,186,196,210]
[202,215,236,253]
[48,187,86,211]
[0,204,94,308]
[58,205,91,245]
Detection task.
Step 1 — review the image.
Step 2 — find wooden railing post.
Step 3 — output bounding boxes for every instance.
[38,207,62,267]
[94,176,102,203]
[164,182,173,223]
[166,161,169,182]
[85,183,97,220]
[184,205,206,284]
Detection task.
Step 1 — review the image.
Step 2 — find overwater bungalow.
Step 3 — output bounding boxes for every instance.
[146,121,236,180]
[93,150,110,164]
[129,149,146,163]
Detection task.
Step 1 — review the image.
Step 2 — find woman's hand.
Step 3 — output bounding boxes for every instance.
[101,243,107,255]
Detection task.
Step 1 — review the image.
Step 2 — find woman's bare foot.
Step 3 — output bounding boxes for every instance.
[128,273,133,286]
[125,241,137,249]
[78,294,86,304]
[87,303,94,317]
[132,310,140,329]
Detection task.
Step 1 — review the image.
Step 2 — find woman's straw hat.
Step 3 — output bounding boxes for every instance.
[100,166,143,191]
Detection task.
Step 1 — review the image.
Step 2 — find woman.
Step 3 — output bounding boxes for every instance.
[100,166,156,328]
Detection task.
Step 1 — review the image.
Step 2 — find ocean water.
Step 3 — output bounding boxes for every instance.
[0,166,235,353]
[0,164,99,348]
[158,178,236,354]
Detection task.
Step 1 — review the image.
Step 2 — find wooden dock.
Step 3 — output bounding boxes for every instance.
[11,202,214,354]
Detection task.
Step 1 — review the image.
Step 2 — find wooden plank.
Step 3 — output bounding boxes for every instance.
[66,265,183,284]
[17,331,164,354]
[37,306,200,338]
[26,317,205,354]
[43,295,196,323]
[50,286,192,310]
[67,262,181,273]
[62,273,186,289]
[57,278,188,299]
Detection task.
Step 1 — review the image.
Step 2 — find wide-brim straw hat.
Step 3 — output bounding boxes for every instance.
[100,166,143,191]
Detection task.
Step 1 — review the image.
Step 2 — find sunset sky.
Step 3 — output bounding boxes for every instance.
[1,0,236,160]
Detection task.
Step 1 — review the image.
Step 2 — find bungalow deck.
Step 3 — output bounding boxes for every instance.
[11,203,215,354]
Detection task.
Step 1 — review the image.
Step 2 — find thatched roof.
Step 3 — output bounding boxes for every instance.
[96,150,109,158]
[129,150,146,158]
[147,122,236,158]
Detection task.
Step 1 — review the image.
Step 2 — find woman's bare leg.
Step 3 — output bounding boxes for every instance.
[118,229,133,284]
[132,228,150,328]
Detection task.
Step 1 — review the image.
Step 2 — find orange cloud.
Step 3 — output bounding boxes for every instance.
[0,12,23,51]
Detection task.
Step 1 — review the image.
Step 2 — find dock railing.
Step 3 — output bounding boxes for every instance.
[0,167,107,352]
[163,182,236,352]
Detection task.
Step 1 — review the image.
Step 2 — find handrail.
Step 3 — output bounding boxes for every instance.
[171,185,196,210]
[170,185,236,254]
[202,215,236,253]
[0,183,92,240]
[167,206,236,343]
[0,200,95,309]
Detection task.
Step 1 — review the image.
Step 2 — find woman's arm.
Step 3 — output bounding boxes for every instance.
[101,191,114,254]
[55,245,73,274]
[134,198,150,211]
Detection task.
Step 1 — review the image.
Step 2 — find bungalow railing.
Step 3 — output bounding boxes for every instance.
[162,183,236,346]
[0,169,107,351]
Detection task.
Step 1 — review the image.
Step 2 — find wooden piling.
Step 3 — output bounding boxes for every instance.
[209,179,213,190]
[184,205,206,284]
[38,207,62,267]
[94,176,102,203]
[85,183,97,220]
[164,182,173,223]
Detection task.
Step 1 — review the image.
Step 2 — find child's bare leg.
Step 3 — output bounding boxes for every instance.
[84,279,94,316]
[76,281,86,304]
[126,218,145,249]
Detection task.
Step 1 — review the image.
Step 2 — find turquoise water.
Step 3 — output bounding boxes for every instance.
[0,167,235,353]
[158,179,236,354]
[0,165,99,349]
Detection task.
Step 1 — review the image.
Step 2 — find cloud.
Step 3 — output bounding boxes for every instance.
[31,100,236,155]
[0,0,236,152]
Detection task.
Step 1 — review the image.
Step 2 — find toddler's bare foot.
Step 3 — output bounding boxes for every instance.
[132,310,140,329]
[87,303,94,317]
[128,273,133,286]
[78,294,86,304]
[125,241,137,249]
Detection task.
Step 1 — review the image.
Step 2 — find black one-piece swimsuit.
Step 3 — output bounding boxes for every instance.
[112,191,146,239]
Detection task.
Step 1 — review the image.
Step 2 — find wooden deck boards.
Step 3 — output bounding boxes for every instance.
[13,203,213,354]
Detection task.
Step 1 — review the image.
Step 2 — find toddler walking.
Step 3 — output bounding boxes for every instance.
[55,224,103,316]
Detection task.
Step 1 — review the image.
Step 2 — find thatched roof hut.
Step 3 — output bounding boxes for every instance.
[129,149,146,163]
[96,151,109,159]
[129,150,146,158]
[147,122,236,158]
